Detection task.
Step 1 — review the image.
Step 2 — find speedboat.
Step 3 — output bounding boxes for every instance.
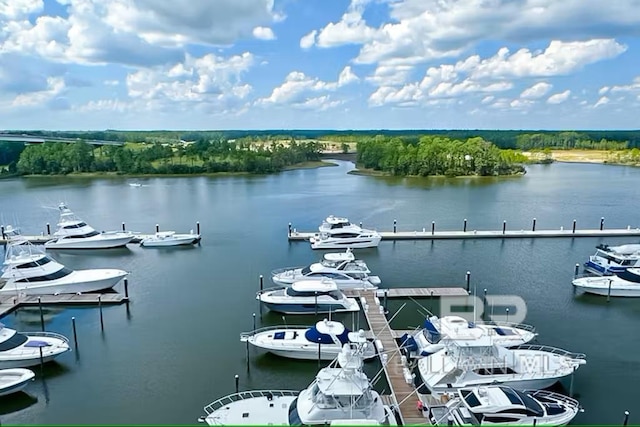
[584,243,640,275]
[0,323,70,368]
[0,369,35,396]
[0,237,129,295]
[271,249,381,289]
[319,216,368,235]
[310,231,382,250]
[427,386,581,425]
[140,230,201,247]
[44,203,133,249]
[416,338,586,397]
[198,341,397,425]
[240,319,376,361]
[257,280,360,314]
[572,268,640,297]
[400,316,537,358]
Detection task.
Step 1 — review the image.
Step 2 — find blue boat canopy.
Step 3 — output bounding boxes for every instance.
[423,319,441,342]
[305,326,350,344]
[399,334,418,352]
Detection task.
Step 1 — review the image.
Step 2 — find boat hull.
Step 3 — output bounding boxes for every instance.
[272,276,377,290]
[430,376,564,397]
[140,235,200,247]
[45,234,133,249]
[573,284,640,297]
[261,302,358,314]
[310,237,381,250]
[0,269,128,295]
[0,369,35,396]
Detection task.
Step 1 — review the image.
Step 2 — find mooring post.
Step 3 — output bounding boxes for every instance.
[98,295,104,330]
[71,317,78,350]
[574,264,580,279]
[46,223,51,235]
[314,292,318,315]
[600,217,605,231]
[623,411,630,426]
[235,374,239,394]
[447,415,454,426]
[569,365,576,397]
[38,296,44,332]
[466,271,471,293]
[502,220,506,234]
[505,308,509,323]
[155,223,159,233]
[359,222,362,228]
[124,278,129,299]
[317,338,322,367]
[288,222,292,237]
[384,290,388,311]
[483,288,488,318]
[39,346,44,374]
[532,218,536,232]
[463,219,467,232]
[607,278,612,302]
[1,225,5,240]
[393,219,397,233]
[252,313,256,331]
[122,222,126,232]
[259,275,264,292]
[533,419,537,427]
[196,221,200,235]
[431,221,435,235]
[572,219,576,233]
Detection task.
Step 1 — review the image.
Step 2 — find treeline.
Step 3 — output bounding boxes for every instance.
[357,136,526,177]
[515,132,627,150]
[15,140,322,175]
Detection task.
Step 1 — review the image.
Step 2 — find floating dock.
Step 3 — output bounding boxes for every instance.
[0,293,128,318]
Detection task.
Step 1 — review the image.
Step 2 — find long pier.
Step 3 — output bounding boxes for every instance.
[0,293,128,318]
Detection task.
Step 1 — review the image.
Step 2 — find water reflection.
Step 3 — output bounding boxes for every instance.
[0,391,38,415]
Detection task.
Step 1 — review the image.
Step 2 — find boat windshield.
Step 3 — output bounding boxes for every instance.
[617,270,640,283]
[15,256,53,269]
[63,222,88,229]
[301,266,312,275]
[288,398,303,425]
[64,231,100,239]
[321,259,342,268]
[508,389,544,417]
[16,267,73,282]
[0,331,28,351]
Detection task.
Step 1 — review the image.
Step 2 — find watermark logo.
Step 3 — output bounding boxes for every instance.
[439,295,528,324]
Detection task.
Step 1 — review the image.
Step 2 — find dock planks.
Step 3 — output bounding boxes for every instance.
[0,293,128,318]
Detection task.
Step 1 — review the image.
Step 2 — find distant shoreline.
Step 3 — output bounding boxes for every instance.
[348,167,526,178]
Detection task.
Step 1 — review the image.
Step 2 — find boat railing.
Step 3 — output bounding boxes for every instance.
[270,267,305,276]
[240,325,311,341]
[203,390,299,415]
[25,331,70,344]
[478,320,537,333]
[256,285,287,296]
[511,344,586,360]
[524,389,580,408]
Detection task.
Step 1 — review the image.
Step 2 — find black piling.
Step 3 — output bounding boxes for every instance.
[532,218,536,232]
[314,292,318,315]
[317,338,322,368]
[38,297,44,332]
[39,346,44,374]
[259,275,264,292]
[393,219,397,233]
[259,275,264,315]
[574,264,580,279]
[569,366,576,397]
[623,411,630,426]
[600,217,605,230]
[465,271,471,293]
[253,313,256,331]
[98,295,104,330]
[607,278,612,302]
[71,317,78,350]
[502,220,506,235]
[463,219,467,232]
[124,278,129,299]
[155,224,159,233]
[359,222,362,228]
[288,223,292,237]
[196,221,200,235]
[235,374,239,394]
[1,225,5,240]
[533,419,537,427]
[122,222,126,232]
[46,223,51,235]
[383,290,388,312]
[483,289,488,319]
[572,219,576,233]
[506,308,509,323]
[431,221,435,235]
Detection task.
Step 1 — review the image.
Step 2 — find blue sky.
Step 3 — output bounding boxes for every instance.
[1,0,639,130]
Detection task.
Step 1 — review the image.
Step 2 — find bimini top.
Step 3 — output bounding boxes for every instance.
[459,386,544,417]
[291,280,338,293]
[324,215,351,225]
[323,249,355,263]
[305,320,350,345]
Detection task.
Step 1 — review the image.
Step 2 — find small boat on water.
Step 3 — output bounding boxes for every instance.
[140,230,201,247]
[44,203,133,249]
[198,341,398,425]
[584,243,640,275]
[271,249,381,289]
[257,280,360,314]
[240,319,376,361]
[309,216,382,250]
[1,236,128,295]
[0,323,70,368]
[0,369,35,397]
[399,316,537,358]
[572,268,640,297]
[426,385,581,425]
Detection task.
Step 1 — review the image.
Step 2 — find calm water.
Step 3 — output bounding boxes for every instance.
[0,161,639,424]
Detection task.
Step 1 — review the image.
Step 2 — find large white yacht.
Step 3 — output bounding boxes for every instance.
[44,203,133,249]
[240,319,376,361]
[416,338,587,397]
[257,280,360,314]
[198,341,398,425]
[310,216,382,250]
[400,316,537,358]
[584,243,640,276]
[572,268,640,297]
[140,230,201,247]
[427,386,581,425]
[271,249,381,289]
[1,237,129,295]
[0,323,70,368]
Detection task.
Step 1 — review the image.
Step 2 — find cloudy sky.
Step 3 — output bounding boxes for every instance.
[1,0,639,130]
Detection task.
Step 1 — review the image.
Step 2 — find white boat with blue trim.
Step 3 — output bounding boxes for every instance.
[0,368,35,396]
[584,243,640,275]
[198,341,398,425]
[0,323,70,368]
[257,280,360,314]
[573,268,640,297]
[140,230,201,247]
[271,249,381,289]
[240,319,376,361]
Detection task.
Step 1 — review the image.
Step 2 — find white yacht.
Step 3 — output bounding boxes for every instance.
[1,237,129,295]
[584,243,640,275]
[198,341,398,425]
[140,230,201,247]
[0,323,70,368]
[257,280,360,314]
[310,216,382,250]
[400,316,537,358]
[240,319,376,361]
[416,338,586,397]
[0,369,35,396]
[271,249,381,289]
[44,203,133,249]
[427,386,581,426]
[572,268,640,297]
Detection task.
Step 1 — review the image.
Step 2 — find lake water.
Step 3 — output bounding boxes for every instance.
[0,161,639,424]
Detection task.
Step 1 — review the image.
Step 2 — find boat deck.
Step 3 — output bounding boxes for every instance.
[0,293,129,318]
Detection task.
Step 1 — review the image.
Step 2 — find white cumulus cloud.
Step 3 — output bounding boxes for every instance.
[520,82,552,99]
[547,90,571,104]
[253,26,275,40]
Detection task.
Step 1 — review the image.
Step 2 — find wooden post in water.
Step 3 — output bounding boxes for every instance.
[288,223,292,237]
[235,374,239,394]
[314,292,318,315]
[607,278,612,302]
[532,218,536,232]
[38,297,44,331]
[600,217,605,230]
[155,224,159,233]
[39,346,44,374]
[259,275,264,292]
[99,295,104,330]
[572,220,577,233]
[196,221,200,235]
[463,219,467,232]
[623,411,630,426]
[124,278,129,299]
[393,219,397,233]
[502,221,506,234]
[317,337,322,367]
[431,221,435,235]
[1,225,5,240]
[505,308,509,323]
[71,317,78,350]
[466,271,471,293]
[483,289,488,318]
[46,223,51,235]
[574,264,580,278]
[122,222,126,231]
[569,366,576,397]
[383,290,388,312]
[252,313,256,331]
[259,275,264,315]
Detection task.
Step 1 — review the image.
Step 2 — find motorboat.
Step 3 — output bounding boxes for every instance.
[1,237,129,295]
[310,231,382,250]
[572,268,640,297]
[140,230,201,247]
[319,216,368,235]
[584,243,640,275]
[240,319,376,361]
[0,369,35,397]
[416,338,586,397]
[257,280,360,314]
[198,341,397,425]
[400,316,538,358]
[44,203,133,249]
[0,323,70,368]
[271,249,381,289]
[427,386,581,425]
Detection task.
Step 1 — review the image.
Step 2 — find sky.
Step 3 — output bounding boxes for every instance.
[0,0,639,130]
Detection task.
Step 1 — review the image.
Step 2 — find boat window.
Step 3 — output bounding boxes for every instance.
[15,256,53,269]
[65,231,100,239]
[482,416,518,423]
[474,367,517,375]
[512,390,544,417]
[301,266,312,275]
[16,267,74,282]
[332,233,363,238]
[617,270,640,283]
[0,331,29,351]
[330,223,345,229]
[328,291,342,300]
[620,259,638,266]
[320,260,340,268]
[460,390,482,407]
[287,398,303,426]
[347,273,366,279]
[63,222,88,229]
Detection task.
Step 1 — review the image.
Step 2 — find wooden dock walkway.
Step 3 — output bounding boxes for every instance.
[359,290,427,425]
[344,287,468,299]
[0,293,128,318]
[287,227,640,241]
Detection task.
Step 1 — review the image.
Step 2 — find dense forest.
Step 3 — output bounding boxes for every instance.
[12,139,322,175]
[356,136,526,177]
